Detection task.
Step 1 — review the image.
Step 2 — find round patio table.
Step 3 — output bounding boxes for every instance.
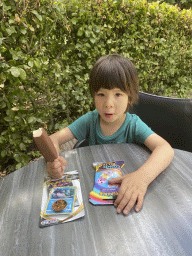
[0,143,191,256]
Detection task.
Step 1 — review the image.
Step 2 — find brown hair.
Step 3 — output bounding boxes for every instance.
[89,54,139,110]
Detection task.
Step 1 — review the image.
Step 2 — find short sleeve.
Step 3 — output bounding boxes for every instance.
[68,113,90,141]
[134,116,154,143]
[68,111,98,142]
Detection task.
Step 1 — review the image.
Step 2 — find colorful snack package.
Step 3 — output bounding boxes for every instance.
[89,161,124,205]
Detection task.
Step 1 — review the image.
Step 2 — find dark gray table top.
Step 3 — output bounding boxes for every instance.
[0,143,192,256]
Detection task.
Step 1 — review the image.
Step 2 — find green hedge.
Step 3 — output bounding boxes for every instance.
[147,0,192,10]
[0,0,192,171]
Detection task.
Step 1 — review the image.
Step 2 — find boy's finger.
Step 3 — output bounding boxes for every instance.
[58,156,67,169]
[50,168,64,179]
[48,159,60,168]
[122,193,138,215]
[108,177,122,184]
[50,173,63,179]
[51,158,64,169]
[114,184,127,207]
[58,159,63,169]
[116,189,133,214]
[135,194,144,212]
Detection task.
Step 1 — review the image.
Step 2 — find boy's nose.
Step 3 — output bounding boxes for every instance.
[105,98,114,108]
[105,93,115,108]
[106,103,112,108]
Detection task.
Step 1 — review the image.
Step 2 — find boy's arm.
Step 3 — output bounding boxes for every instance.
[49,127,75,154]
[137,133,174,185]
[108,133,174,215]
[47,127,75,179]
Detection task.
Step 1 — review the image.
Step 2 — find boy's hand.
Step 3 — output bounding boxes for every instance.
[108,171,149,215]
[47,156,67,179]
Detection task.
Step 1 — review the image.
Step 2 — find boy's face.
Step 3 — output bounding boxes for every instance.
[94,88,129,124]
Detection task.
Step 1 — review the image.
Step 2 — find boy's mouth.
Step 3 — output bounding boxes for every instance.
[104,113,114,118]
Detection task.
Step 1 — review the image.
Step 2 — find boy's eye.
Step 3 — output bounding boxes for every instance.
[97,93,104,97]
[116,93,122,97]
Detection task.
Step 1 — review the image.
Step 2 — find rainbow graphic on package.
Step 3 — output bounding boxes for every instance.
[89,161,124,205]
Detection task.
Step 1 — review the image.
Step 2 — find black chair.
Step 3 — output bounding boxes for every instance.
[129,91,192,152]
[73,139,89,148]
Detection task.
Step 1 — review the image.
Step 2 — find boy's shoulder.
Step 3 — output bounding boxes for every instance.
[75,109,98,119]
[126,112,140,122]
[88,109,98,115]
[125,113,147,128]
[82,109,98,118]
[85,109,99,120]
[70,110,99,125]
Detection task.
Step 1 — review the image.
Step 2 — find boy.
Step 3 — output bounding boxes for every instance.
[47,54,174,215]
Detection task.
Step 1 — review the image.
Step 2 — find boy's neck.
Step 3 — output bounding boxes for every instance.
[99,114,126,137]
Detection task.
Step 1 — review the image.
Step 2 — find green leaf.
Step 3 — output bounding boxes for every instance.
[1,150,7,158]
[23,136,31,143]
[28,116,37,123]
[0,136,5,143]
[31,10,42,21]
[6,26,17,35]
[19,68,26,80]
[0,38,4,45]
[23,65,29,70]
[4,116,13,122]
[19,143,26,150]
[0,101,6,108]
[77,28,84,37]
[1,130,7,136]
[90,38,96,44]
[3,4,11,12]
[10,67,20,77]
[16,163,22,169]
[9,19,15,24]
[20,28,27,35]
[34,59,41,68]
[71,18,77,25]
[28,60,33,67]
[29,26,35,31]
[9,49,19,60]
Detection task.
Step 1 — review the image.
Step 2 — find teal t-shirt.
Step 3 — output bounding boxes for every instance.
[68,110,154,146]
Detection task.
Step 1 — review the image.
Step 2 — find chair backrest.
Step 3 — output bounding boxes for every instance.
[129,91,192,152]
[73,139,89,148]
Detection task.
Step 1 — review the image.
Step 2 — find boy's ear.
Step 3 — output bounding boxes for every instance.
[126,100,132,112]
[125,105,129,113]
[125,96,130,112]
[93,95,97,106]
